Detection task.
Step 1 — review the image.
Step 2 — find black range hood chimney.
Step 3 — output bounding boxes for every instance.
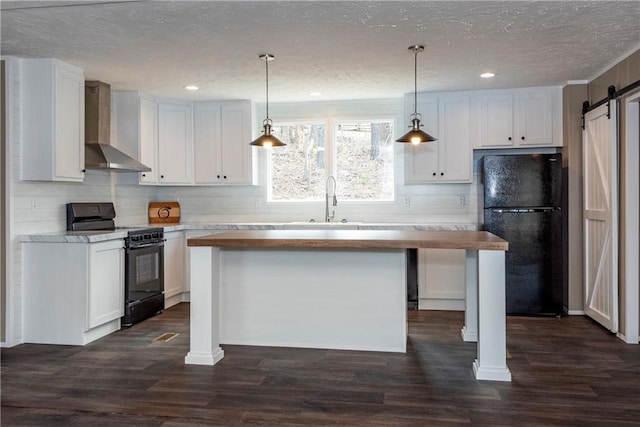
[84,81,151,172]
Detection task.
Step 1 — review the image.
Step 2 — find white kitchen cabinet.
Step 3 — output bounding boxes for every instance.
[112,91,158,183]
[404,92,472,183]
[417,248,466,310]
[158,100,193,184]
[477,86,561,148]
[114,93,193,185]
[23,239,125,345]
[164,231,186,308]
[139,96,159,183]
[193,100,257,185]
[87,240,125,329]
[20,58,85,182]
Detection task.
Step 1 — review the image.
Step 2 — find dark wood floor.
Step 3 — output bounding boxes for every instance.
[2,303,640,426]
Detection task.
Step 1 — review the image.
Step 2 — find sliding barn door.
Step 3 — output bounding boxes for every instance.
[583,102,618,332]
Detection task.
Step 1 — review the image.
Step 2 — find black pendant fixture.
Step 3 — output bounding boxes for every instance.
[396,45,437,145]
[250,54,285,147]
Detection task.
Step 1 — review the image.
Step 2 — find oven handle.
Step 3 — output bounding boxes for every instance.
[128,241,165,250]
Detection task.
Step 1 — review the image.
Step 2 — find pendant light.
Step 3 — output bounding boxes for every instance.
[250,54,285,147]
[396,45,437,145]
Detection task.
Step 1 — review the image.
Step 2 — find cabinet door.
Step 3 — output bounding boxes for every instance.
[438,94,471,183]
[417,249,466,309]
[516,89,553,146]
[139,96,159,183]
[87,240,124,329]
[20,59,85,182]
[158,102,193,184]
[479,92,514,147]
[220,101,254,184]
[404,97,439,183]
[164,231,185,303]
[54,62,85,181]
[193,102,222,184]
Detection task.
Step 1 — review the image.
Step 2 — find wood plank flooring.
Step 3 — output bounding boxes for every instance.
[2,303,640,426]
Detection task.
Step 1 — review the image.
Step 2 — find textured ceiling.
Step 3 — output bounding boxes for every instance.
[2,1,639,102]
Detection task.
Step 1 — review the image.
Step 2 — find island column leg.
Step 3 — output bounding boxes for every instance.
[461,249,478,342]
[185,246,225,365]
[473,249,511,382]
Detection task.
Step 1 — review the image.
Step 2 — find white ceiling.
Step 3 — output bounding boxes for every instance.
[2,1,639,103]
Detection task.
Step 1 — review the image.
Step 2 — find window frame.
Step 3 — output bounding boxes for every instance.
[265,116,396,204]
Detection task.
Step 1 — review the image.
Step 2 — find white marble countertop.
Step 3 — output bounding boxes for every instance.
[20,222,477,243]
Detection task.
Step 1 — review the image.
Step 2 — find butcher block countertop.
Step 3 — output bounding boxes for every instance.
[187,230,509,251]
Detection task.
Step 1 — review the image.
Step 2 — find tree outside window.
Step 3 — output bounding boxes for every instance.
[268,119,394,202]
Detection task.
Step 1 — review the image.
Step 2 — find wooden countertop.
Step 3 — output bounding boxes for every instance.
[187,230,508,251]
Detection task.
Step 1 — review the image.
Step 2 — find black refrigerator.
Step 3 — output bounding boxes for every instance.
[482,153,563,316]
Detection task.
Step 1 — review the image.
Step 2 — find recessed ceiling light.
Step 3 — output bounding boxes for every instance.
[309,92,322,97]
[480,73,496,79]
[184,85,199,91]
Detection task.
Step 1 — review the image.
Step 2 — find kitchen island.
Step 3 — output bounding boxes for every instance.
[186,229,511,381]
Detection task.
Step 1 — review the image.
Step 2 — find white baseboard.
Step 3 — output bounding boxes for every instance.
[418,298,464,311]
[567,310,585,315]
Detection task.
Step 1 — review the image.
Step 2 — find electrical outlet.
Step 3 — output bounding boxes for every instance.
[403,196,410,207]
[255,198,263,207]
[457,196,466,207]
[31,199,39,212]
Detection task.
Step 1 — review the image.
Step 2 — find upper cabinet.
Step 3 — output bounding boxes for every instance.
[193,100,256,185]
[156,100,193,185]
[113,94,194,185]
[476,86,561,148]
[20,59,85,182]
[113,94,256,186]
[404,92,472,184]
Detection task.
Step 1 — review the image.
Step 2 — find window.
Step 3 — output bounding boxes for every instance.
[268,119,394,202]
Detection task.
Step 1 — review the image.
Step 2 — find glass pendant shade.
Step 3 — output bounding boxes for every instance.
[397,45,437,145]
[250,54,286,147]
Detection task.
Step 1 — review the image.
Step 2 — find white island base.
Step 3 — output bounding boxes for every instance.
[185,230,511,382]
[186,248,407,365]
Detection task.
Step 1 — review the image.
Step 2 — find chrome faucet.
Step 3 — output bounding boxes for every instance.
[325,175,338,222]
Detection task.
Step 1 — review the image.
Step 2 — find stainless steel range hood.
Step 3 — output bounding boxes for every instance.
[85,81,151,172]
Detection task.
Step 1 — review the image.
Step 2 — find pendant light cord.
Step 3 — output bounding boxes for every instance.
[265,56,270,122]
[413,48,418,116]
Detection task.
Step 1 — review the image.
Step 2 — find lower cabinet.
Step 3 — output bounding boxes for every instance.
[164,231,186,308]
[87,240,125,329]
[23,239,125,345]
[417,248,466,310]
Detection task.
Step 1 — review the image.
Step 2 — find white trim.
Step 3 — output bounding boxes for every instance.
[588,45,640,83]
[565,80,589,86]
[567,310,586,316]
[1,58,17,347]
[622,91,640,344]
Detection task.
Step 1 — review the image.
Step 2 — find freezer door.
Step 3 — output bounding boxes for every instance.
[484,208,563,315]
[482,153,562,208]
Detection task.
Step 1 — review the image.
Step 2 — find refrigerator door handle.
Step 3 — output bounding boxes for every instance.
[489,207,561,213]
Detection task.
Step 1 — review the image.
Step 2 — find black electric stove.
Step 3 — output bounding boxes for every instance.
[66,202,165,327]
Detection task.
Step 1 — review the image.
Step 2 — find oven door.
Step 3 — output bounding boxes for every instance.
[125,243,164,304]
